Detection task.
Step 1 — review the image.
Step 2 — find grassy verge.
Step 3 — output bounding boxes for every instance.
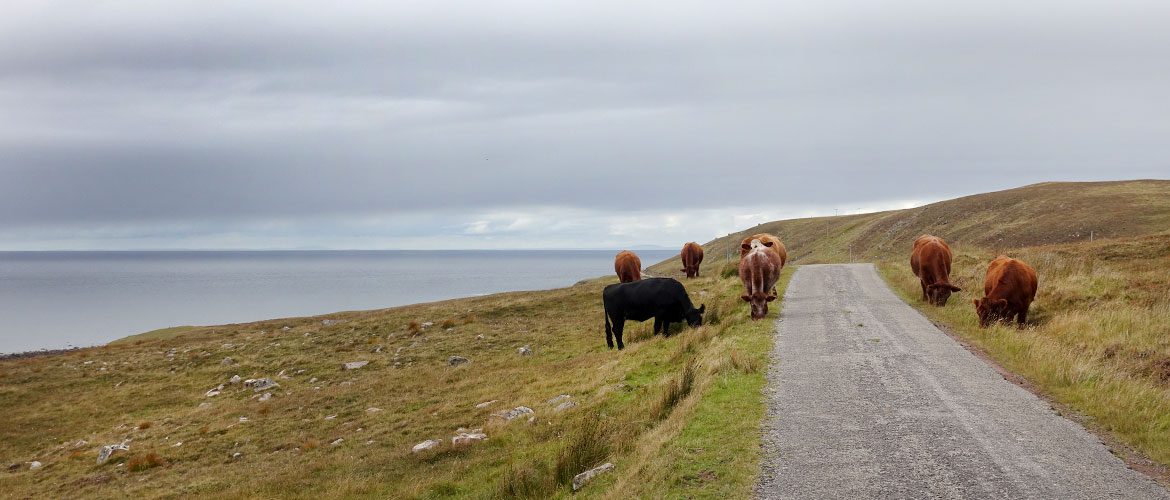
[0,259,784,498]
[877,232,1170,467]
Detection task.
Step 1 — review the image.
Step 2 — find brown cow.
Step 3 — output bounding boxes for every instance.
[910,235,961,306]
[739,233,787,268]
[974,256,1038,328]
[739,239,783,320]
[680,242,704,278]
[614,250,642,283]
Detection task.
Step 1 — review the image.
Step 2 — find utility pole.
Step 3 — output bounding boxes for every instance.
[1090,230,1094,242]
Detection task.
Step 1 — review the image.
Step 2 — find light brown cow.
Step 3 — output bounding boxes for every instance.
[614,250,642,283]
[680,242,704,278]
[739,239,783,320]
[739,233,787,268]
[910,235,961,306]
[974,256,1038,328]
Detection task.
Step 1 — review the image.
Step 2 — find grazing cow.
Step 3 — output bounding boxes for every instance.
[614,250,642,283]
[680,242,704,278]
[910,235,962,306]
[740,239,783,320]
[974,256,1038,328]
[602,278,705,349]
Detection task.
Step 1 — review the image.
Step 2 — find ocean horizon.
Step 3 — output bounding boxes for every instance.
[0,249,677,354]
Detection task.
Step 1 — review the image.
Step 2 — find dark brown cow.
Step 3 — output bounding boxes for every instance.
[739,233,787,268]
[910,235,961,306]
[680,242,704,278]
[614,250,642,283]
[739,239,783,320]
[974,256,1038,328]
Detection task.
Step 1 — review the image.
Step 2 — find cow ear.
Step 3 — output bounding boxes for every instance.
[972,299,980,307]
[741,243,751,251]
[949,285,962,292]
[698,304,706,314]
[994,298,1008,307]
[763,241,774,247]
[741,294,750,302]
[766,295,776,302]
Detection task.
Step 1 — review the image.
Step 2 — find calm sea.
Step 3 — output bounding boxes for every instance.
[0,250,675,354]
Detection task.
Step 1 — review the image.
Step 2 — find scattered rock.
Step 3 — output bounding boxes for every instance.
[366,407,383,413]
[330,438,344,447]
[276,369,291,379]
[205,385,224,398]
[73,440,89,449]
[518,345,533,356]
[322,319,338,326]
[259,393,272,402]
[555,401,577,412]
[309,377,319,383]
[239,416,249,423]
[421,322,434,329]
[245,378,279,392]
[172,442,182,447]
[412,439,441,453]
[448,356,469,367]
[475,334,484,340]
[222,343,235,349]
[28,461,42,470]
[221,357,236,366]
[229,375,241,384]
[573,462,615,491]
[474,400,498,409]
[343,360,369,370]
[325,415,337,420]
[198,402,211,409]
[451,429,487,447]
[281,326,291,331]
[547,395,571,406]
[8,463,20,472]
[493,406,535,422]
[232,452,242,459]
[96,442,130,464]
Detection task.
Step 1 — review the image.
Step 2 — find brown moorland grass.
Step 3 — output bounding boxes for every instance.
[0,259,779,498]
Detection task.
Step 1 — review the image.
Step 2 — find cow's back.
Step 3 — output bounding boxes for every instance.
[740,233,786,264]
[913,236,953,281]
[739,245,782,294]
[985,256,1038,301]
[614,250,642,283]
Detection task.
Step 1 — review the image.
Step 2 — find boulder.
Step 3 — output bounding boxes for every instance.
[493,406,534,422]
[572,463,615,491]
[28,461,42,470]
[451,429,487,447]
[448,356,469,366]
[330,438,344,446]
[555,401,577,412]
[229,375,241,384]
[474,400,498,409]
[245,378,279,392]
[205,385,224,397]
[96,442,130,464]
[343,361,369,370]
[412,439,441,453]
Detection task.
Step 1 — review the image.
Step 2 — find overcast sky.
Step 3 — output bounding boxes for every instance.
[1,1,1167,250]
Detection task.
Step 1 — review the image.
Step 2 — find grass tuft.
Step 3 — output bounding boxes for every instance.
[126,452,166,472]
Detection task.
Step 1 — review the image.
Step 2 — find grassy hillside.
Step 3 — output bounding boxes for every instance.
[0,262,788,498]
[651,179,1170,271]
[653,179,1170,471]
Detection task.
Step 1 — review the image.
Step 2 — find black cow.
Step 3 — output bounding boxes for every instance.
[602,278,705,350]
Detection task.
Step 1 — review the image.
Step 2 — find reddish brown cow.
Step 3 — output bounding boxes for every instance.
[910,235,961,306]
[739,233,788,268]
[739,239,783,320]
[680,242,704,278]
[614,250,642,283]
[974,256,1038,328]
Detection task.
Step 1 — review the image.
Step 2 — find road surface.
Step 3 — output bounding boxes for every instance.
[756,264,1168,499]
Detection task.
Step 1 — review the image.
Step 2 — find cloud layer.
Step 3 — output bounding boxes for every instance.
[2,1,1167,248]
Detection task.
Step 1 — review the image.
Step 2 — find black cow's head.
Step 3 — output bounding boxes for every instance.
[973,297,1009,327]
[686,304,706,327]
[927,283,961,306]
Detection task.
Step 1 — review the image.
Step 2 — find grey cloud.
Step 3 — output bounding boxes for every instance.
[1,1,1168,245]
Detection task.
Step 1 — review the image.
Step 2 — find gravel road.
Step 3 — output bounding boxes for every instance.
[756,264,1168,499]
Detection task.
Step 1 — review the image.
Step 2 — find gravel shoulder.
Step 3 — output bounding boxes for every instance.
[756,264,1169,499]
